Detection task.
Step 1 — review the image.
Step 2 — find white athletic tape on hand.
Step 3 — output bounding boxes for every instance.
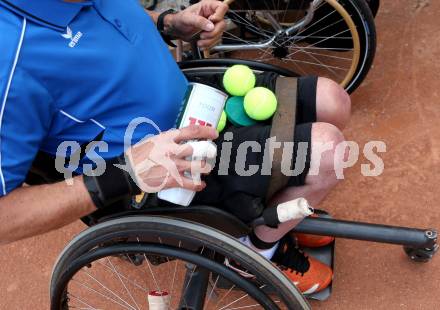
[277,198,314,223]
[186,140,217,159]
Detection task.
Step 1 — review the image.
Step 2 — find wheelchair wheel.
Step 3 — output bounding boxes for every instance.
[50,216,310,309]
[210,0,376,93]
[365,0,380,17]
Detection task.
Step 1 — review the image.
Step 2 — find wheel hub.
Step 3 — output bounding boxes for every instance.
[272,45,289,58]
[272,33,293,59]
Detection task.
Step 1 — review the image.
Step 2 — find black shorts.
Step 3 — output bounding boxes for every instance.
[228,74,317,185]
[193,75,317,220]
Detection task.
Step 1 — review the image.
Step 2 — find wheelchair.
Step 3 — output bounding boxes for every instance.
[152,0,378,93]
[48,60,438,310]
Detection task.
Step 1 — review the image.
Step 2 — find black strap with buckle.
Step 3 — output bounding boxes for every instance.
[157,9,177,47]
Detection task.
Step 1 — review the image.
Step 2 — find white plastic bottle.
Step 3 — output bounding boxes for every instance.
[158,83,228,206]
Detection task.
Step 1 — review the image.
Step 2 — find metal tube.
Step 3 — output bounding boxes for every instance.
[285,0,316,36]
[179,264,210,309]
[211,35,277,51]
[292,217,437,248]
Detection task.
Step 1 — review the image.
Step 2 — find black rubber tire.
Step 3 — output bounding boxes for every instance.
[50,216,310,309]
[52,243,280,310]
[299,0,377,92]
[339,0,377,92]
[179,58,298,77]
[365,0,380,17]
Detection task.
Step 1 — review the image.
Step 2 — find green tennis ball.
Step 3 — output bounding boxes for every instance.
[225,96,257,127]
[244,87,278,121]
[223,65,256,96]
[217,110,227,132]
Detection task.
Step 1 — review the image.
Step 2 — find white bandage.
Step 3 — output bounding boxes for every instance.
[277,198,314,223]
[186,140,217,159]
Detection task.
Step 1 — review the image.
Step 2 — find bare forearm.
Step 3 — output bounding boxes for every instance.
[0,176,96,245]
[146,10,160,24]
[146,9,175,33]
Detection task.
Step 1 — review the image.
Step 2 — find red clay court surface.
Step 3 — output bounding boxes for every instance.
[1,0,439,308]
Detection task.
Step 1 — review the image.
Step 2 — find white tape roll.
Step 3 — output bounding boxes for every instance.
[148,291,170,310]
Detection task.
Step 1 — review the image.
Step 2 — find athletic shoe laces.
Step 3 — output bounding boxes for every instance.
[272,237,310,276]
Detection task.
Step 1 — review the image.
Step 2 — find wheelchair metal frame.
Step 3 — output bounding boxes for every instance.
[101,204,438,264]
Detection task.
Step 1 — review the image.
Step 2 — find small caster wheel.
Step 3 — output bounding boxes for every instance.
[403,244,438,263]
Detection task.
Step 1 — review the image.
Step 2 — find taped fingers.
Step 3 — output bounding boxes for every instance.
[175,140,217,159]
[167,173,207,191]
[186,140,217,158]
[174,158,213,174]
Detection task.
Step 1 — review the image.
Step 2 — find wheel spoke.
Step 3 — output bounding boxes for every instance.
[205,274,220,307]
[217,284,266,310]
[68,293,99,310]
[218,1,358,88]
[213,284,236,309]
[71,278,136,310]
[286,28,351,58]
[294,44,343,77]
[135,236,162,295]
[226,304,264,309]
[217,292,250,310]
[288,45,353,51]
[53,218,310,309]
[168,240,182,307]
[277,15,345,48]
[221,31,273,56]
[227,11,274,38]
[80,270,137,310]
[288,48,352,60]
[281,56,347,71]
[96,261,149,293]
[294,3,338,38]
[106,258,141,310]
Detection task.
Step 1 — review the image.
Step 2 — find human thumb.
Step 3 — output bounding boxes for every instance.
[191,15,215,32]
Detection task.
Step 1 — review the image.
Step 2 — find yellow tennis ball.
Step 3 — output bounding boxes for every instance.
[217,110,227,132]
[223,65,256,96]
[244,87,278,121]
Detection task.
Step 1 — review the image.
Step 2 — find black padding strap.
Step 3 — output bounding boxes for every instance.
[157,9,177,47]
[262,207,280,228]
[249,230,278,250]
[265,77,298,201]
[83,155,141,209]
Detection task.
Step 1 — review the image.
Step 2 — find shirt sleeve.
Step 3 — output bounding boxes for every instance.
[0,67,53,196]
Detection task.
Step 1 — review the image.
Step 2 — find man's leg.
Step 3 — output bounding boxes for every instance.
[297,76,351,130]
[243,121,346,294]
[249,76,351,243]
[253,122,347,243]
[316,77,351,130]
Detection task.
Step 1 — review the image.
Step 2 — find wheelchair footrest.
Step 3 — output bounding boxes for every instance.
[302,210,334,301]
[213,210,335,301]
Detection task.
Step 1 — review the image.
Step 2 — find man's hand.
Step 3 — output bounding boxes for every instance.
[127,125,218,193]
[164,0,228,49]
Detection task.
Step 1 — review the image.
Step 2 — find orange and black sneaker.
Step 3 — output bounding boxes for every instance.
[272,236,333,294]
[292,214,335,248]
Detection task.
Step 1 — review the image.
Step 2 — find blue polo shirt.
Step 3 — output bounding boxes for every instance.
[0,0,188,195]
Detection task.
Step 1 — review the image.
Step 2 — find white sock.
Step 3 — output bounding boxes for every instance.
[239,235,279,260]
